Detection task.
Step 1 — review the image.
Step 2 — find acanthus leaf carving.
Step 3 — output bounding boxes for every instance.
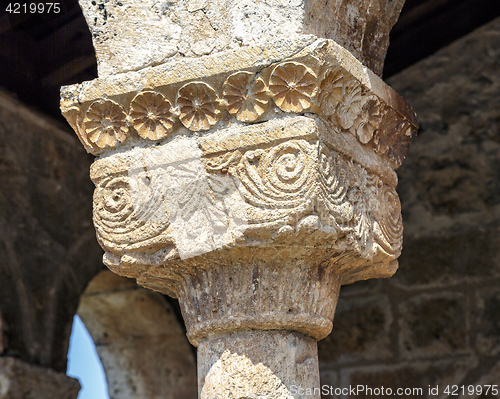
[336,80,364,130]
[317,69,343,116]
[93,138,404,272]
[317,144,403,260]
[61,105,96,153]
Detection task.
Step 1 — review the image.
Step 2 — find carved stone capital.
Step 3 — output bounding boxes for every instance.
[62,25,417,398]
[61,36,416,342]
[86,114,405,290]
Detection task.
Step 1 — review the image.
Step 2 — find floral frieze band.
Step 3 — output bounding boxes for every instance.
[62,46,417,169]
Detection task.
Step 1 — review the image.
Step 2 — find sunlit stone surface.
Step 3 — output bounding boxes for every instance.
[62,1,416,397]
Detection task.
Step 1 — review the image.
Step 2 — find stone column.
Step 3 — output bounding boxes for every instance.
[61,1,417,397]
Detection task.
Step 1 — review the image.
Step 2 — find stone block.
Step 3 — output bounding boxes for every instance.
[318,295,393,365]
[388,21,500,304]
[398,293,468,359]
[338,278,384,296]
[475,288,500,355]
[392,229,500,288]
[0,314,4,355]
[0,357,80,399]
[339,358,476,399]
[0,90,103,371]
[78,0,405,76]
[319,369,338,394]
[467,360,500,398]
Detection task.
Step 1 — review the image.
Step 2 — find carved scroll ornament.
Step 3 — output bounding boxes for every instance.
[89,114,403,293]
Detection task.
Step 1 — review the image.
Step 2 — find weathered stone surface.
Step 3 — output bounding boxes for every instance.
[390,17,500,246]
[0,357,80,399]
[177,257,341,346]
[340,358,476,399]
[0,90,104,372]
[78,271,197,399]
[198,331,319,399]
[63,2,417,397]
[318,295,393,365]
[0,314,4,355]
[78,0,404,77]
[385,18,500,385]
[468,360,500,398]
[317,17,500,393]
[475,288,500,355]
[391,230,500,288]
[398,293,468,358]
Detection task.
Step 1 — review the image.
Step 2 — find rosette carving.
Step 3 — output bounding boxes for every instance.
[130,91,175,140]
[374,108,416,169]
[388,120,414,168]
[223,71,270,122]
[177,82,220,131]
[336,80,364,130]
[373,108,398,155]
[269,62,318,113]
[317,70,343,116]
[336,81,383,144]
[84,100,129,148]
[353,96,382,144]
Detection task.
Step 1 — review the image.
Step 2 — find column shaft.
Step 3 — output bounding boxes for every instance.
[198,330,320,399]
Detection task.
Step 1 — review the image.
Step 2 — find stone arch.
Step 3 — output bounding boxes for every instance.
[77,270,197,399]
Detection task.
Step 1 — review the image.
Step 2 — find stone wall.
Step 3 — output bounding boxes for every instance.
[318,16,500,397]
[0,89,104,374]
